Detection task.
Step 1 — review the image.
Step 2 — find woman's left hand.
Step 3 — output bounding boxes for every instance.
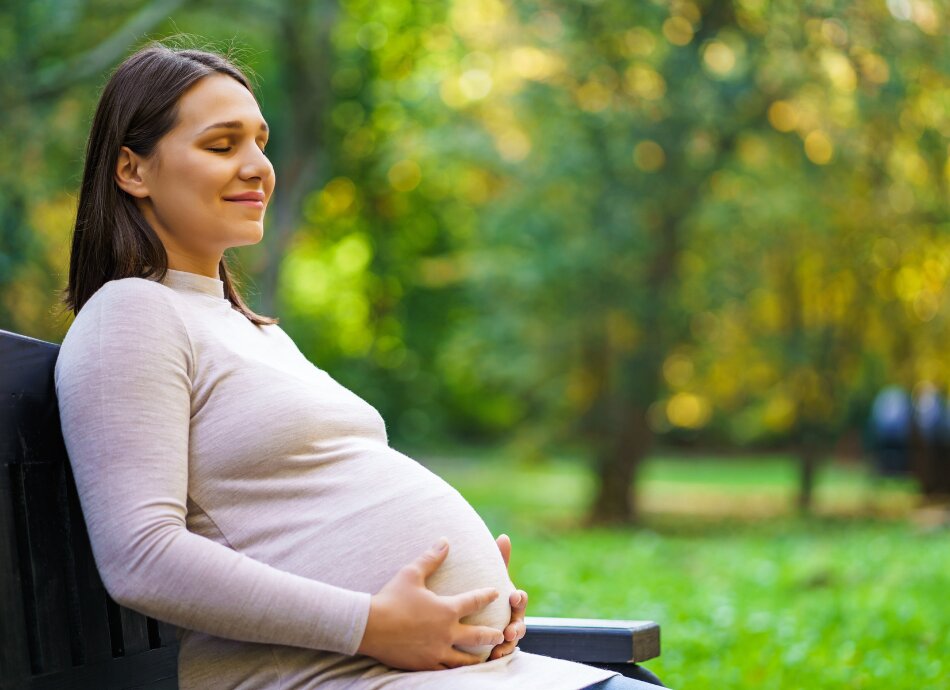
[488,533,528,661]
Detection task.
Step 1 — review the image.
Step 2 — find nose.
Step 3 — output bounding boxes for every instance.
[238,142,274,184]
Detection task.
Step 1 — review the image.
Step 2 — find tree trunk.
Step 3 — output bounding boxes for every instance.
[909,419,940,497]
[797,442,819,513]
[588,403,652,525]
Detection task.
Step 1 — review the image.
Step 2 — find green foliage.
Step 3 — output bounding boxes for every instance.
[3,0,947,456]
[516,520,946,689]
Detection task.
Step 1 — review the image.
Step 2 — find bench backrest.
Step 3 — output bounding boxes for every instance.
[0,328,179,689]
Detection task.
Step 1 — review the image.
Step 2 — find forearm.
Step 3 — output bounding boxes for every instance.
[97,521,370,655]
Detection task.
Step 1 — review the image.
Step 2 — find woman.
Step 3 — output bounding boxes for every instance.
[54,42,651,689]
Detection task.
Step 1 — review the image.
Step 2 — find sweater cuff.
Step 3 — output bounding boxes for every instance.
[313,586,372,656]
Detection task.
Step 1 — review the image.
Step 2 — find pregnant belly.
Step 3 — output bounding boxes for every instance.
[370,452,516,661]
[415,500,516,660]
[257,447,517,663]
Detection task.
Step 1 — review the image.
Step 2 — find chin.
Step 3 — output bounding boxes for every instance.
[236,226,264,246]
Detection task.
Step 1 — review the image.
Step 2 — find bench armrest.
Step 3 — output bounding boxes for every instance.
[518,616,660,664]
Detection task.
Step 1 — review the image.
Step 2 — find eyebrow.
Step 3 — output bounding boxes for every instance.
[197,120,269,135]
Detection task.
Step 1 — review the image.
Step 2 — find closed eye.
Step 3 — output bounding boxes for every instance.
[207,144,267,154]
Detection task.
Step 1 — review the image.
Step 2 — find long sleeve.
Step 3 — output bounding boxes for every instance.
[54,279,371,656]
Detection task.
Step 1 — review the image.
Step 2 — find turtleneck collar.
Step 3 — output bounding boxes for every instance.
[156,268,227,301]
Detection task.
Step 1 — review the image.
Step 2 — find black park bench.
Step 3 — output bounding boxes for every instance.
[0,328,665,689]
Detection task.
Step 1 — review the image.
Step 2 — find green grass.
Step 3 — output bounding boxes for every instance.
[414,450,948,690]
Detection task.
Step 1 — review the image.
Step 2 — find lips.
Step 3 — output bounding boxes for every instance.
[223,191,265,208]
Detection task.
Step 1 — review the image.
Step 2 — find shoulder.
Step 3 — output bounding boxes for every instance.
[57,277,193,378]
[65,278,186,342]
[73,276,190,328]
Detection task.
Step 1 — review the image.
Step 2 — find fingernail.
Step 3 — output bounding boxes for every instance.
[432,537,447,551]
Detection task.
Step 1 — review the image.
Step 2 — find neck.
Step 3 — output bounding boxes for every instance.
[167,257,222,280]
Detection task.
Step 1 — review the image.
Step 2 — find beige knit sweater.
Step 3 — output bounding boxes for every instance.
[54,268,618,689]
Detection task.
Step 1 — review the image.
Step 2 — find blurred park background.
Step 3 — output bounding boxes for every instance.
[1,0,947,687]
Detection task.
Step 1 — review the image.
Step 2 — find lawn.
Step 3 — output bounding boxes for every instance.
[414,449,948,690]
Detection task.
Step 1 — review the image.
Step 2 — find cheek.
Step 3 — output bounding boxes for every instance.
[171,158,230,207]
[157,156,203,194]
[151,158,229,229]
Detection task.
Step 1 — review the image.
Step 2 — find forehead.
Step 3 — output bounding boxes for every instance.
[173,73,266,135]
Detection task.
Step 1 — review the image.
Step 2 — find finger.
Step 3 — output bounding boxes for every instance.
[407,537,450,582]
[509,590,527,609]
[450,587,499,617]
[488,640,517,660]
[503,620,523,641]
[454,624,505,648]
[505,619,527,641]
[441,647,485,668]
[495,534,511,568]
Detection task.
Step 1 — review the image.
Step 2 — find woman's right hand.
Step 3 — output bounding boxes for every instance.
[356,537,505,671]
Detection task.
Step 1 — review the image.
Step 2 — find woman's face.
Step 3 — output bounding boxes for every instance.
[117,73,275,272]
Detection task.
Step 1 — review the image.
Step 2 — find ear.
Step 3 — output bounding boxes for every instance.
[114,145,151,198]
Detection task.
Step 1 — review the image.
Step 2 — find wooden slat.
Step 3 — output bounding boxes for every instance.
[1,329,73,677]
[23,646,179,690]
[0,328,40,685]
[20,460,74,674]
[0,462,32,683]
[521,616,661,663]
[119,608,152,657]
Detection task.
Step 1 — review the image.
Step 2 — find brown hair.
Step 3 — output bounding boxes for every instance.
[61,41,277,326]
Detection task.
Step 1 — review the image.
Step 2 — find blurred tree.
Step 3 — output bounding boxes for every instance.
[0,0,184,336]
[410,0,945,520]
[683,0,948,511]
[3,0,947,518]
[438,0,768,523]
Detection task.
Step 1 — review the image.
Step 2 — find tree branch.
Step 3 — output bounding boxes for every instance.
[28,0,186,102]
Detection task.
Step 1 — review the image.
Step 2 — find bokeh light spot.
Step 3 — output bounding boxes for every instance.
[577,81,612,112]
[702,41,737,77]
[663,16,694,46]
[804,130,833,164]
[388,160,422,192]
[634,140,666,171]
[459,68,493,100]
[767,101,798,132]
[667,393,712,429]
[624,64,666,100]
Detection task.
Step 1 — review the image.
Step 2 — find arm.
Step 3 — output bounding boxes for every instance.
[54,280,370,656]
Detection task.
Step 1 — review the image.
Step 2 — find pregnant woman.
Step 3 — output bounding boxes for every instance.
[54,42,650,689]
